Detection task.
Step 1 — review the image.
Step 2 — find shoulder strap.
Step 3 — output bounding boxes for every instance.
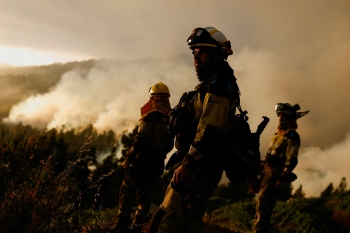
[236,103,249,121]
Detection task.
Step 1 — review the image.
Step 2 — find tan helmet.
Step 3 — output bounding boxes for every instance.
[275,103,309,119]
[149,82,170,97]
[187,27,233,59]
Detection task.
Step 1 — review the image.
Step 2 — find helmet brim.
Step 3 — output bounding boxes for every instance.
[189,43,218,48]
[296,111,309,119]
[149,93,170,97]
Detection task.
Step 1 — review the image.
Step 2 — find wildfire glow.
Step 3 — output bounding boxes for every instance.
[0,46,90,67]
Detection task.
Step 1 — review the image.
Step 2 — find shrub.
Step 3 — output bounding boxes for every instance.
[0,125,119,232]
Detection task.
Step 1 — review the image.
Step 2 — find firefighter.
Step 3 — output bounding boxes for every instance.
[115,82,174,233]
[150,26,240,233]
[253,103,309,233]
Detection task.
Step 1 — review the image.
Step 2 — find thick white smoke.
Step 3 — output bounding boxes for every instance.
[293,132,350,197]
[3,58,196,134]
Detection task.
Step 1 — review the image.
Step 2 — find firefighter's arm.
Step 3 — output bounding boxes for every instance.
[132,120,153,153]
[284,133,300,172]
[192,93,231,156]
[279,133,300,183]
[122,119,153,169]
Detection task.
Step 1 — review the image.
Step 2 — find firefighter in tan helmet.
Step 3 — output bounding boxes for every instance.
[253,103,309,233]
[115,82,174,233]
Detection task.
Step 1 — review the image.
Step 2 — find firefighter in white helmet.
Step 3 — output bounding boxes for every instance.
[149,27,241,233]
[115,82,174,233]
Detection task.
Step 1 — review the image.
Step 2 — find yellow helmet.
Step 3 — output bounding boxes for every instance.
[149,82,170,97]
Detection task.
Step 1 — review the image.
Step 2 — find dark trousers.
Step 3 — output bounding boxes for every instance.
[253,165,282,233]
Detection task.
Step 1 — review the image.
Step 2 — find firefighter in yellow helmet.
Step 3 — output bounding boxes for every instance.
[253,103,309,233]
[149,27,239,233]
[115,82,174,233]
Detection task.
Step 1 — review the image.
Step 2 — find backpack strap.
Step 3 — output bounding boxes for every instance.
[236,103,249,121]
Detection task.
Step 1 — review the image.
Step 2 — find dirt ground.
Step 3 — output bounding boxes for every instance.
[141,222,240,233]
[202,223,240,233]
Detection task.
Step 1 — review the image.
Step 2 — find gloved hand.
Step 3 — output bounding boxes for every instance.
[121,158,130,169]
[279,170,297,183]
[122,150,136,169]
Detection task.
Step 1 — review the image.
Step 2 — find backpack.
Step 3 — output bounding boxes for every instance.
[224,105,269,192]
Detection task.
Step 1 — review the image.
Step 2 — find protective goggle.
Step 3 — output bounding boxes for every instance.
[275,103,289,111]
[275,103,300,111]
[275,104,294,118]
[187,28,219,47]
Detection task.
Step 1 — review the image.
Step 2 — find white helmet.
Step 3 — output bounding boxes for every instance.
[187,27,233,59]
[149,82,170,97]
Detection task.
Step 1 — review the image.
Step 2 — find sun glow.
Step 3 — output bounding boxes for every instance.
[0,46,91,67]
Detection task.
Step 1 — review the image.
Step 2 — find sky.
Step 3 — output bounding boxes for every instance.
[1,0,350,197]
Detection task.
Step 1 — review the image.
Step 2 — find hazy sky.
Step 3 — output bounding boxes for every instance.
[1,0,350,197]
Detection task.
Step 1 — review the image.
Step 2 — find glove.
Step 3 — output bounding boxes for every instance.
[279,171,297,183]
[121,158,130,169]
[122,150,135,169]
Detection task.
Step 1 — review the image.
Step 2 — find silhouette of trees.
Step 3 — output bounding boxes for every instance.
[292,184,305,199]
[321,177,348,198]
[334,177,347,194]
[321,183,334,198]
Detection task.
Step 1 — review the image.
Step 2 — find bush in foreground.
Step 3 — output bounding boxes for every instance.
[0,127,118,232]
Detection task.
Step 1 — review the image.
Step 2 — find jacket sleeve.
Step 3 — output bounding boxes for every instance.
[127,119,152,158]
[134,111,174,157]
[285,131,300,171]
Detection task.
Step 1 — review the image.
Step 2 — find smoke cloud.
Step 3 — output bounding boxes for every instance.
[3,57,196,134]
[294,132,350,197]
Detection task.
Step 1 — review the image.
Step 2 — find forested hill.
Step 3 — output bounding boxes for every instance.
[0,60,96,118]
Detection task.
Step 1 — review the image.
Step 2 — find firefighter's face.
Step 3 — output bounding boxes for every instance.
[278,113,293,129]
[192,48,212,72]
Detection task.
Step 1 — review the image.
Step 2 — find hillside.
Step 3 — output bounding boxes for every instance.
[0,60,96,118]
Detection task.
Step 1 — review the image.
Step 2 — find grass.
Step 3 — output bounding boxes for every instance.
[205,193,350,233]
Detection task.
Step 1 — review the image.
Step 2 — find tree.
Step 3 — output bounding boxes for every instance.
[292,184,305,199]
[334,177,347,195]
[320,183,334,198]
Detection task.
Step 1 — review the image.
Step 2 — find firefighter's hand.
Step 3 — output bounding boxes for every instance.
[122,159,130,169]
